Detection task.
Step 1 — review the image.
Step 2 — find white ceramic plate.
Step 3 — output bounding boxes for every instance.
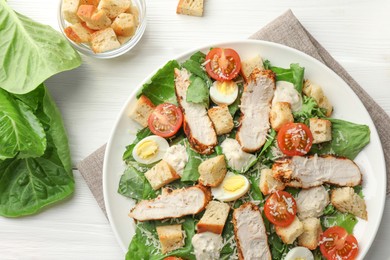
[103,40,386,259]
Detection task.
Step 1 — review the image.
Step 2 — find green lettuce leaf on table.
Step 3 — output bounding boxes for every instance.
[0,88,46,160]
[0,85,74,217]
[0,0,81,94]
[0,1,81,217]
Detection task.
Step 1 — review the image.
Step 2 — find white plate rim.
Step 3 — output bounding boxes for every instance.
[102,39,386,259]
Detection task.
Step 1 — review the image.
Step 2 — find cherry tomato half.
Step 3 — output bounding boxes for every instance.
[264,190,297,227]
[163,257,184,260]
[148,103,183,138]
[320,226,359,260]
[277,122,313,156]
[205,48,241,81]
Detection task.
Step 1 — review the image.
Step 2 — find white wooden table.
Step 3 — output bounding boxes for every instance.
[1,0,389,259]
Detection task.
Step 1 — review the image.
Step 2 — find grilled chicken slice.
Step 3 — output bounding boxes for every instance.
[174,68,217,154]
[129,185,211,221]
[236,69,276,153]
[233,202,272,260]
[272,155,362,188]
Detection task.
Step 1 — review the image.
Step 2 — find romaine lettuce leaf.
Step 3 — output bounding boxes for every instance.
[0,1,81,94]
[0,88,46,160]
[0,84,74,217]
[137,60,180,105]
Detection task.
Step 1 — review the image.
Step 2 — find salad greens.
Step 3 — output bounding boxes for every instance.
[0,2,81,217]
[137,60,180,105]
[0,84,74,217]
[120,51,371,259]
[127,218,197,260]
[0,0,81,94]
[310,118,371,160]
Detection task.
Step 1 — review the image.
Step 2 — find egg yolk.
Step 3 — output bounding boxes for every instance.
[223,175,245,192]
[216,81,236,95]
[136,140,159,159]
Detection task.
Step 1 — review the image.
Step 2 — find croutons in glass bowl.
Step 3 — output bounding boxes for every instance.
[58,0,146,59]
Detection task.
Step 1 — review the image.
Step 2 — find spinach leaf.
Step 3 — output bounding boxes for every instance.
[137,60,180,105]
[310,118,370,160]
[182,59,212,88]
[186,75,209,108]
[268,232,291,260]
[270,63,305,93]
[0,85,74,217]
[0,1,81,94]
[189,51,206,64]
[0,88,46,160]
[123,127,152,162]
[118,166,156,200]
[0,157,74,217]
[181,141,202,182]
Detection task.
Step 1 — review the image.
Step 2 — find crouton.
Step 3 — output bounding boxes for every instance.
[176,0,204,17]
[77,4,96,22]
[259,168,285,195]
[270,102,294,131]
[303,80,333,117]
[208,105,234,135]
[111,13,137,37]
[309,118,332,144]
[64,22,94,43]
[241,54,264,81]
[128,95,155,127]
[117,36,131,45]
[80,0,99,6]
[156,224,185,254]
[127,3,139,26]
[90,27,121,53]
[144,160,180,190]
[197,201,230,235]
[331,187,367,220]
[87,9,112,30]
[298,218,322,250]
[198,155,227,187]
[62,0,81,24]
[275,216,304,244]
[98,0,131,19]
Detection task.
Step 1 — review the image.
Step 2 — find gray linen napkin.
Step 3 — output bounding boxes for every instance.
[78,10,390,217]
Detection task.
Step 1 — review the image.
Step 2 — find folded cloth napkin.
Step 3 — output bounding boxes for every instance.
[78,10,390,217]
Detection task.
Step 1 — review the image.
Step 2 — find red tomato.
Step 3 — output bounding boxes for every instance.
[320,226,359,260]
[277,123,313,156]
[205,48,241,81]
[163,257,183,260]
[148,103,183,138]
[264,191,297,227]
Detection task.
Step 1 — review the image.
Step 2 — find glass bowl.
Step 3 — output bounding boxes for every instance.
[58,0,146,59]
